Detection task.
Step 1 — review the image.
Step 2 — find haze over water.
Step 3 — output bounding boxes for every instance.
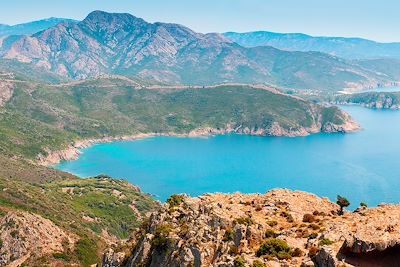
[57,106,400,209]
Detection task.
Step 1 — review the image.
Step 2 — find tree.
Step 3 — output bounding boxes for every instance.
[336,195,350,215]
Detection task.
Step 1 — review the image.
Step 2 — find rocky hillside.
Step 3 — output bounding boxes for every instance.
[103,190,400,267]
[0,156,158,266]
[336,91,400,109]
[0,11,394,91]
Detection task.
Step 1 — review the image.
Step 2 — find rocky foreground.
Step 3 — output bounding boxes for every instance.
[103,190,400,267]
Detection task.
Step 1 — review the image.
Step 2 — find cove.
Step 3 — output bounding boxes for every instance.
[56,106,400,209]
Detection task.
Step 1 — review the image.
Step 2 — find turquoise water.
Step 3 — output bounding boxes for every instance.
[56,106,400,208]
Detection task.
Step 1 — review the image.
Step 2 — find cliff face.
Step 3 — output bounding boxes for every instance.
[103,190,400,267]
[336,92,400,110]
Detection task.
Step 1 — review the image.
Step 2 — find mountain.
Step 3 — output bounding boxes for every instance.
[0,11,395,91]
[0,17,77,36]
[224,31,400,60]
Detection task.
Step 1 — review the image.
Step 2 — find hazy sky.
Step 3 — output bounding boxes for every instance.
[1,0,399,42]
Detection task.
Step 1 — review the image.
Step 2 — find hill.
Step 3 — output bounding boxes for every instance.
[224,31,400,60]
[0,155,158,266]
[0,11,395,91]
[336,91,400,109]
[0,78,359,162]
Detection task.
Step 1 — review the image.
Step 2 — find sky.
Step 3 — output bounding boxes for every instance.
[0,0,399,42]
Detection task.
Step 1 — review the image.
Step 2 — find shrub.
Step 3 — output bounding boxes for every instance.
[265,229,277,238]
[267,220,278,227]
[256,239,291,259]
[166,194,184,208]
[75,237,97,266]
[308,233,318,239]
[337,195,350,215]
[151,224,173,251]
[308,223,320,230]
[251,260,265,267]
[360,202,368,208]
[234,217,254,226]
[319,238,334,246]
[233,256,246,267]
[53,253,70,261]
[292,248,303,257]
[303,214,316,223]
[223,227,234,241]
[280,211,294,222]
[0,239,2,249]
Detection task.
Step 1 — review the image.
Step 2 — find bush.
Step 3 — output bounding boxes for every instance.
[337,195,350,215]
[75,237,97,267]
[234,217,254,226]
[280,211,294,222]
[360,202,368,208]
[233,256,246,267]
[151,224,173,251]
[319,238,334,246]
[265,229,277,238]
[292,248,303,257]
[251,260,265,267]
[256,239,291,259]
[267,220,278,227]
[166,194,184,208]
[223,227,234,241]
[303,214,316,223]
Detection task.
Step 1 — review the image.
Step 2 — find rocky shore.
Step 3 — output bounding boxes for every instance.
[38,110,359,167]
[103,190,400,267]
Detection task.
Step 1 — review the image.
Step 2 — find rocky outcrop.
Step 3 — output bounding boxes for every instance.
[0,80,14,107]
[336,92,400,110]
[0,210,76,267]
[102,190,400,267]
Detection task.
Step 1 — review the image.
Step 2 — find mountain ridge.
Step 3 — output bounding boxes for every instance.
[224,31,400,60]
[1,10,397,91]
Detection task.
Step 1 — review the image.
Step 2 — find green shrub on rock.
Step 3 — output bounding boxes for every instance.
[166,194,184,208]
[233,256,246,267]
[256,239,291,259]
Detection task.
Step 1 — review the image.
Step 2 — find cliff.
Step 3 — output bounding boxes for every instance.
[103,190,400,267]
[336,91,400,110]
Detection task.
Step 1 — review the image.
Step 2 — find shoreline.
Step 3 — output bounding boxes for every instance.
[38,118,360,167]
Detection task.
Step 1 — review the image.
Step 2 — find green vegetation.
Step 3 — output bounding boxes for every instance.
[1,79,352,160]
[267,220,278,227]
[75,237,98,266]
[251,260,266,267]
[166,194,184,208]
[0,156,158,266]
[151,224,173,252]
[360,202,368,208]
[265,229,278,238]
[223,227,234,241]
[319,238,334,246]
[336,91,400,109]
[256,239,292,260]
[234,217,254,226]
[233,256,246,267]
[337,195,350,215]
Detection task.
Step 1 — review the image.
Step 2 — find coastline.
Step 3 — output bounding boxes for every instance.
[38,117,360,167]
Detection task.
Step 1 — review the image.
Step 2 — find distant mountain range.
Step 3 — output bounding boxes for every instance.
[0,11,399,91]
[224,31,400,60]
[0,18,77,36]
